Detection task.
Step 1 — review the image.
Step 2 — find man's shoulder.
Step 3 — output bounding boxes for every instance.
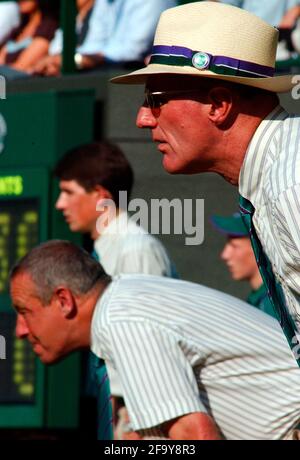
[120,219,166,249]
[280,110,300,125]
[267,111,300,185]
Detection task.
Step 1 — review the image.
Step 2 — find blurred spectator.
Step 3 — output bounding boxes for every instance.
[0,0,60,72]
[34,0,177,76]
[34,0,95,75]
[0,2,20,46]
[49,0,94,55]
[211,213,276,318]
[219,0,300,27]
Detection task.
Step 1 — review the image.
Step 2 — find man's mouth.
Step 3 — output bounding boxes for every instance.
[153,136,165,144]
[32,343,43,355]
[155,141,167,152]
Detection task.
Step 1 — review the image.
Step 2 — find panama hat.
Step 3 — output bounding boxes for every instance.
[111,1,295,92]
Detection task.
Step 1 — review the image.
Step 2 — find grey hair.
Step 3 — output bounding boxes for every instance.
[10,240,110,304]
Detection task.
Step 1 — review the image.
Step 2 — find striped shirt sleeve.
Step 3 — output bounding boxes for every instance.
[105,319,205,430]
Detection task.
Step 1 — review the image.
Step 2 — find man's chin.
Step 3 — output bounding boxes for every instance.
[162,156,183,175]
[231,274,242,281]
[69,223,80,232]
[162,158,197,175]
[35,351,65,365]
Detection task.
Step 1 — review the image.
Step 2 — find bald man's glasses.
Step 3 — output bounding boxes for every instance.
[144,89,202,109]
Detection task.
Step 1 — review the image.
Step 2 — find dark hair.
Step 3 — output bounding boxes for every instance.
[10,240,110,304]
[38,0,61,20]
[54,141,134,206]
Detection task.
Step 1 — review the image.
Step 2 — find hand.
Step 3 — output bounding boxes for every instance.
[76,53,105,70]
[32,54,62,76]
[122,430,143,440]
[44,55,62,76]
[279,6,300,29]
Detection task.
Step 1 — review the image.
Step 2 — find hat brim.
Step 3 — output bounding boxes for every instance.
[111,63,295,93]
[210,215,249,237]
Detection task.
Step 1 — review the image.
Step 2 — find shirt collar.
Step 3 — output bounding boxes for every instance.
[247,284,267,307]
[94,210,129,254]
[239,105,289,202]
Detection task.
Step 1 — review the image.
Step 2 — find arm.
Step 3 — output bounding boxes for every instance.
[279,5,300,28]
[33,54,62,76]
[106,321,208,436]
[0,46,7,65]
[12,15,58,72]
[11,37,50,72]
[122,413,221,440]
[164,412,221,440]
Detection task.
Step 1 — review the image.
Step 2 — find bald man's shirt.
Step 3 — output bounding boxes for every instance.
[91,275,300,440]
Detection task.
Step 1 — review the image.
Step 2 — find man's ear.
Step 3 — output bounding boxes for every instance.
[53,287,77,319]
[207,86,234,126]
[93,185,113,201]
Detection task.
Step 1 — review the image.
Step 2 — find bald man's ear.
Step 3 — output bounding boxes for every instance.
[207,86,234,126]
[53,287,77,319]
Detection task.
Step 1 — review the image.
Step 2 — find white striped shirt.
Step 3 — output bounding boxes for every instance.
[94,211,176,277]
[91,274,300,440]
[239,106,300,337]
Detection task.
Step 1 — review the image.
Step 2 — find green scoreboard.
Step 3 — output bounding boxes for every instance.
[0,90,95,428]
[0,169,48,426]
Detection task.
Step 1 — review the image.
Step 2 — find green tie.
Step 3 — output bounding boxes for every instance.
[239,195,300,367]
[91,249,113,440]
[90,352,113,440]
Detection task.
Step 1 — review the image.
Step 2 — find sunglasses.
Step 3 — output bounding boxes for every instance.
[144,89,202,109]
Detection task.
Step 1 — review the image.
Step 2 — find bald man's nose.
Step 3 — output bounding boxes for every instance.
[136,106,158,129]
[15,315,29,339]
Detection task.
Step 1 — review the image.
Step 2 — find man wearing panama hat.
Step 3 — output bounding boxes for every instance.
[111,1,300,365]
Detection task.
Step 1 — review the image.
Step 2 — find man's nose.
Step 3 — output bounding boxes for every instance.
[16,315,29,339]
[55,193,65,210]
[221,244,231,261]
[136,106,158,129]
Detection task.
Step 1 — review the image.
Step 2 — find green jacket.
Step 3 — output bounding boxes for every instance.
[247,284,276,319]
